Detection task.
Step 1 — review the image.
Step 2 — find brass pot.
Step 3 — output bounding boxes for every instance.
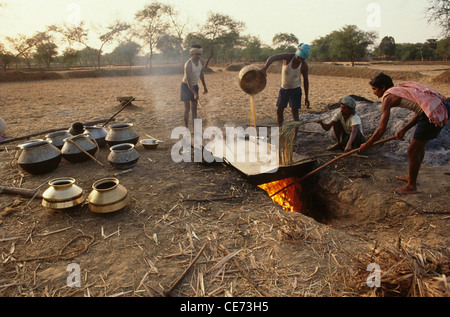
[17,140,62,175]
[45,131,73,149]
[61,134,98,163]
[88,178,129,213]
[105,123,139,147]
[238,65,267,95]
[108,143,140,170]
[42,177,84,210]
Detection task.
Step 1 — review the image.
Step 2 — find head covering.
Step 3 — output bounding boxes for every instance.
[190,47,203,55]
[295,43,310,60]
[340,96,356,113]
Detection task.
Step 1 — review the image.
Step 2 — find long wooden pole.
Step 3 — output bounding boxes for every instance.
[0,118,116,145]
[270,135,397,198]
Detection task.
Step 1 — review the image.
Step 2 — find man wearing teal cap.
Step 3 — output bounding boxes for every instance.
[261,44,311,135]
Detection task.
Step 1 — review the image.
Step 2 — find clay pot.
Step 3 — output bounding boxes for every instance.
[238,65,267,95]
[42,177,84,210]
[84,125,108,148]
[45,131,73,149]
[61,134,98,163]
[108,143,140,170]
[17,140,62,175]
[87,178,130,213]
[105,123,139,147]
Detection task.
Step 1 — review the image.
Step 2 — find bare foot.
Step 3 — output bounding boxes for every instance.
[395,176,409,182]
[394,185,418,195]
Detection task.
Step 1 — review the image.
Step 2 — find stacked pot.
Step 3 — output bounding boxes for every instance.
[105,123,140,170]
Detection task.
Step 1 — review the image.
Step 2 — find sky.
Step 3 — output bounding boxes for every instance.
[0,0,443,52]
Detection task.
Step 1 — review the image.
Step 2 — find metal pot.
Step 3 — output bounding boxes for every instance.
[42,177,84,210]
[238,65,267,95]
[87,178,129,213]
[105,123,139,147]
[61,134,98,163]
[17,140,62,175]
[45,131,73,149]
[108,143,140,170]
[84,125,108,148]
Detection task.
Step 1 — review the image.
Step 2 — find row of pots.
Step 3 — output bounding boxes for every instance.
[16,123,140,175]
[42,177,129,213]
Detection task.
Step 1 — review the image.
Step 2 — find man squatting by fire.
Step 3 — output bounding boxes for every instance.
[180,45,208,130]
[260,43,311,137]
[317,96,366,152]
[359,73,450,195]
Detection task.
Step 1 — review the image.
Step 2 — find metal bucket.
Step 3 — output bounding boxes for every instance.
[238,65,267,95]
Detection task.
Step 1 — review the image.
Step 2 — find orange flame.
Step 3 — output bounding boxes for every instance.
[258,177,303,213]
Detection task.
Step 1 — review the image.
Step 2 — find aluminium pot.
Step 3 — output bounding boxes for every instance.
[108,143,140,170]
[61,134,98,163]
[84,125,108,148]
[17,140,62,175]
[45,131,73,149]
[105,123,139,147]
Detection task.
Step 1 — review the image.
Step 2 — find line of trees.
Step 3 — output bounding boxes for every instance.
[0,1,449,72]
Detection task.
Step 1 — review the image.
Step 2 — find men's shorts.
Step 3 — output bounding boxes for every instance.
[414,101,450,141]
[276,87,302,110]
[180,82,199,101]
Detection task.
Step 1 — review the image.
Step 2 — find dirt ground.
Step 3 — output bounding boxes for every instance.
[0,62,449,298]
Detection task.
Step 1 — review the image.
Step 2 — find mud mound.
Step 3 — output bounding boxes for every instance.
[225,63,250,72]
[309,65,425,81]
[432,70,450,83]
[0,65,185,83]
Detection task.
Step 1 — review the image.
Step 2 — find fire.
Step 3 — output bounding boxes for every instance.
[258,177,304,213]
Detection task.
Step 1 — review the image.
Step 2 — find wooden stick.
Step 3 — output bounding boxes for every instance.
[67,139,104,167]
[0,186,43,199]
[270,135,397,197]
[102,98,134,127]
[163,243,207,297]
[0,118,116,145]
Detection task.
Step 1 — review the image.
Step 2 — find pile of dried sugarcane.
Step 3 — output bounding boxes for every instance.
[348,239,450,297]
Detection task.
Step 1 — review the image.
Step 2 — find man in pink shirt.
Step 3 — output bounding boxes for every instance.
[360,73,449,195]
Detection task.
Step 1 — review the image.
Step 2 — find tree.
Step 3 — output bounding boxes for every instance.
[378,36,396,58]
[195,12,245,67]
[436,37,450,60]
[310,33,335,61]
[5,34,36,69]
[134,2,169,69]
[34,42,58,67]
[62,48,81,68]
[96,21,130,67]
[163,4,189,64]
[58,20,129,68]
[241,35,263,62]
[330,25,377,66]
[425,0,450,37]
[111,41,141,67]
[272,33,299,52]
[156,34,181,61]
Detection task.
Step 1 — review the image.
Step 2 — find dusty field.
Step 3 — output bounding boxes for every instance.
[0,63,449,299]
